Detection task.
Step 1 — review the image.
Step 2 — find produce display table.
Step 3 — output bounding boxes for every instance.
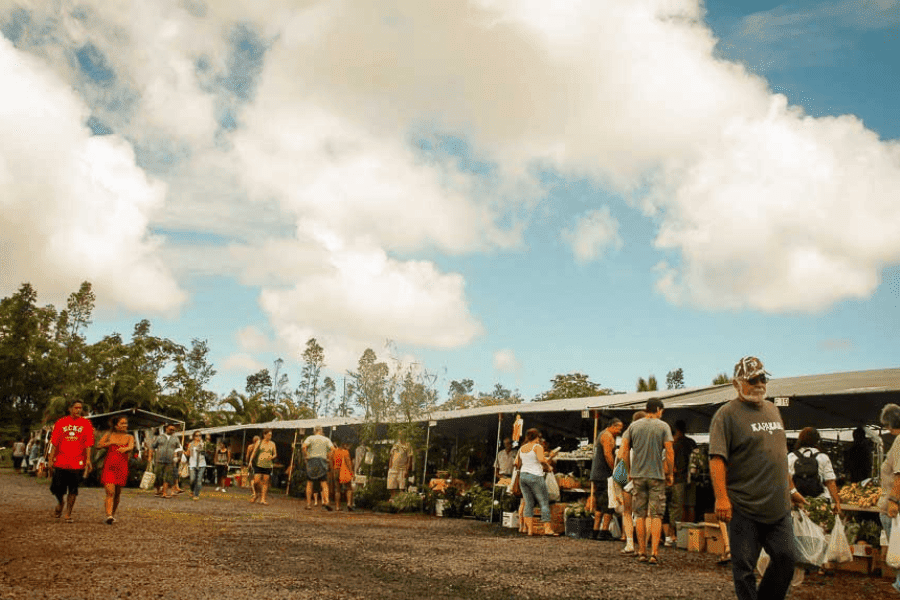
[842,504,881,513]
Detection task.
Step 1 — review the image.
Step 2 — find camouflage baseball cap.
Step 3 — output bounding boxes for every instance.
[733,356,770,380]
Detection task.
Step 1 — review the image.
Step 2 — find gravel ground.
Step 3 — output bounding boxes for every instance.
[0,470,890,600]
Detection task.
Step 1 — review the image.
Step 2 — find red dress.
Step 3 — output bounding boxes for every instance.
[101,443,129,486]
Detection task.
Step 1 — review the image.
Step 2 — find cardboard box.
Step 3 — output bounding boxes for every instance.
[704,523,725,555]
[676,522,702,550]
[531,503,566,534]
[502,512,520,529]
[852,542,876,557]
[688,528,706,552]
[704,512,718,524]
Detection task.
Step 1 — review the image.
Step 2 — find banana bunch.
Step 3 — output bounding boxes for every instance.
[838,482,882,507]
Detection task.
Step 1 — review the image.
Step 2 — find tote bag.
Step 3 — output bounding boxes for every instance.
[887,515,900,569]
[612,459,629,487]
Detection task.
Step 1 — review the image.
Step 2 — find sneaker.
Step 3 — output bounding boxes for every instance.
[891,580,900,594]
[620,545,635,555]
[105,516,114,525]
[215,487,220,492]
[664,538,674,547]
[192,496,199,501]
[221,488,226,493]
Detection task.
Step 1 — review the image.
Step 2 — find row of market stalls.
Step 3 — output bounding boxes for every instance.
[170,367,899,485]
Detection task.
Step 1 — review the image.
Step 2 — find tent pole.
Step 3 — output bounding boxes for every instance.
[590,411,600,511]
[286,428,299,496]
[490,412,502,525]
[241,429,247,465]
[422,422,431,488]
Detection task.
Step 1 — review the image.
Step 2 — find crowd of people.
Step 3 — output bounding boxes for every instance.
[12,354,900,599]
[499,355,898,600]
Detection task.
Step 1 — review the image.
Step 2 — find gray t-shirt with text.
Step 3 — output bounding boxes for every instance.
[709,398,790,524]
[623,417,673,480]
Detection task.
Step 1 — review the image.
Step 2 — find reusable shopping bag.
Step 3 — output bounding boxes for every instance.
[887,515,900,569]
[612,458,628,486]
[545,472,561,501]
[792,509,828,567]
[139,469,156,490]
[825,515,853,564]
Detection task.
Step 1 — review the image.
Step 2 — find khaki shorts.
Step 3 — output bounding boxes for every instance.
[632,477,666,519]
[387,468,408,491]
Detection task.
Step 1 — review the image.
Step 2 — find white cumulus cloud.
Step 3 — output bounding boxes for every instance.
[493,349,521,373]
[563,207,623,263]
[0,36,184,311]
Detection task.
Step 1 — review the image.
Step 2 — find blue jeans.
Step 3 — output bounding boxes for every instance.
[520,472,551,523]
[728,509,795,600]
[880,514,900,590]
[190,467,205,497]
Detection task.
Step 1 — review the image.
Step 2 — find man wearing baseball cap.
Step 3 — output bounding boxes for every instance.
[708,357,803,600]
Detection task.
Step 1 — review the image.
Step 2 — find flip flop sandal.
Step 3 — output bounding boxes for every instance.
[637,554,648,562]
[64,516,74,523]
[649,555,659,566]
[717,551,731,565]
[249,496,256,503]
[259,501,268,505]
[105,516,114,525]
[52,507,63,518]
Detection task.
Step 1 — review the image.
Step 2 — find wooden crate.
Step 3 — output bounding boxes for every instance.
[688,528,706,552]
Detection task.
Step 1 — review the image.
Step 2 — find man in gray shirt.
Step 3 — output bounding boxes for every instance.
[621,398,673,564]
[709,356,803,600]
[151,424,183,499]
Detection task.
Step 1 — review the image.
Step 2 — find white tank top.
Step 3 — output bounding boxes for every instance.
[519,445,544,476]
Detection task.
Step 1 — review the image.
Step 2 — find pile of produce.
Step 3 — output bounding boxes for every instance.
[838,481,882,508]
[555,473,582,489]
[556,444,594,460]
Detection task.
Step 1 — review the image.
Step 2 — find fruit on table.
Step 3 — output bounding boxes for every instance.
[838,482,882,508]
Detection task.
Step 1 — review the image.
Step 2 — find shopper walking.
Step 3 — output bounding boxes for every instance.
[214,439,231,491]
[48,400,95,522]
[516,428,558,536]
[97,416,134,523]
[245,435,260,497]
[709,356,803,600]
[332,439,354,511]
[877,403,900,594]
[621,398,673,565]
[188,432,207,501]
[150,424,182,499]
[12,438,26,473]
[250,429,277,505]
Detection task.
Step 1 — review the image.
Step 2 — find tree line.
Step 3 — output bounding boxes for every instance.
[0,282,730,439]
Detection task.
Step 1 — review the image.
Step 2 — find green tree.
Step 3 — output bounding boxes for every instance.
[439,378,476,410]
[296,338,328,416]
[246,369,272,396]
[0,283,58,436]
[666,368,685,390]
[537,372,610,401]
[637,375,659,392]
[162,338,218,426]
[712,372,731,385]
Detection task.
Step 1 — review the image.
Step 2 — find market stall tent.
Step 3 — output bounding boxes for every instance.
[595,368,900,434]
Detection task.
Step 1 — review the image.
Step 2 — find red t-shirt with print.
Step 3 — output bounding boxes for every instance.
[50,416,95,469]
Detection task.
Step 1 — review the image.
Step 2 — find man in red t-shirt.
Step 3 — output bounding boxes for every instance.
[48,400,95,522]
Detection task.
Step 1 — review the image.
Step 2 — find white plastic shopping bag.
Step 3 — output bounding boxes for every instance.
[887,515,900,569]
[792,509,828,567]
[825,515,853,564]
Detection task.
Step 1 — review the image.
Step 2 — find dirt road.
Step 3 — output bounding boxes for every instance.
[0,471,887,599]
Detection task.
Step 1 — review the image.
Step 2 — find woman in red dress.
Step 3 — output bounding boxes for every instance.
[97,416,135,524]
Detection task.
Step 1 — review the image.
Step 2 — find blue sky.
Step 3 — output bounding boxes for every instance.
[1,0,898,407]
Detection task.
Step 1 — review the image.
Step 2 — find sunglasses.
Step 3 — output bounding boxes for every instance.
[745,375,768,385]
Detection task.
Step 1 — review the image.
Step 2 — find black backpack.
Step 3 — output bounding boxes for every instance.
[792,450,823,497]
